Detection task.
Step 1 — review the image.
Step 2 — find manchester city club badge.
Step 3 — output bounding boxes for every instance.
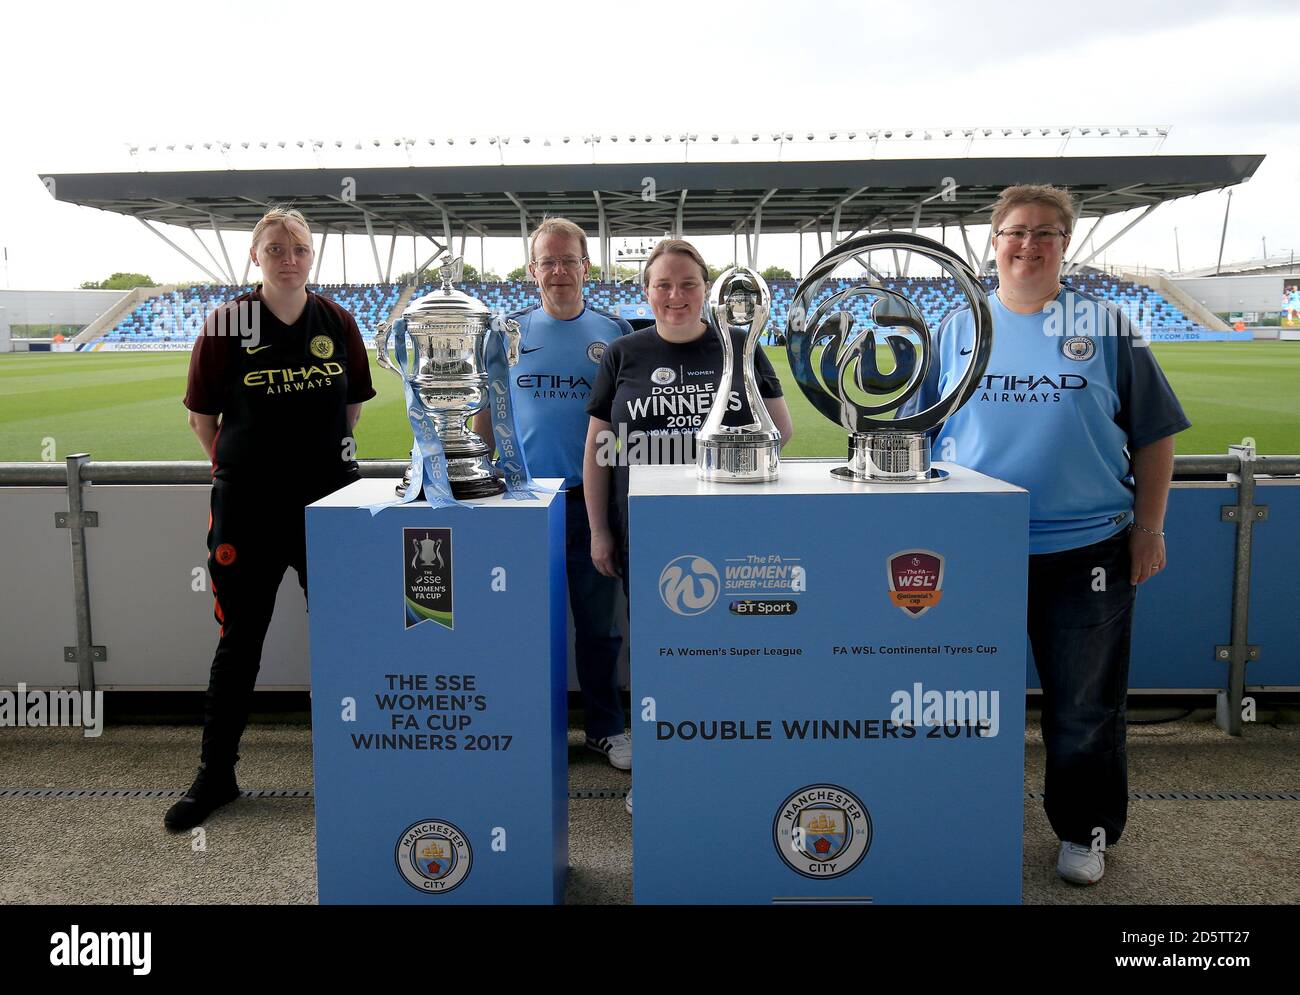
[395,819,473,894]
[587,341,607,364]
[309,334,335,359]
[1062,335,1095,361]
[773,784,872,879]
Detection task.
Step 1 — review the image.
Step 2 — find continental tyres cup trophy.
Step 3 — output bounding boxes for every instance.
[696,266,782,482]
[786,232,993,482]
[376,258,521,500]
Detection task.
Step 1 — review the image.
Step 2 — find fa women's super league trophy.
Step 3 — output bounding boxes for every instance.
[696,266,783,483]
[376,258,521,499]
[786,232,993,482]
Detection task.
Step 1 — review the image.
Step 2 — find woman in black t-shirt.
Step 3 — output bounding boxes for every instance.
[583,239,793,582]
[166,207,376,832]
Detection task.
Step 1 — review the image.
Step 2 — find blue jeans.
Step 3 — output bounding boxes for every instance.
[566,488,625,740]
[1028,528,1134,849]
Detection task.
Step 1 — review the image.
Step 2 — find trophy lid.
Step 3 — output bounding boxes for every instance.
[403,256,490,321]
[712,266,770,325]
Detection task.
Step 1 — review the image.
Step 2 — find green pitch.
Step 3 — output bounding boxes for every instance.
[0,343,1297,463]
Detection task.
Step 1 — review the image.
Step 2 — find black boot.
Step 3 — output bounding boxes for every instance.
[164,763,240,832]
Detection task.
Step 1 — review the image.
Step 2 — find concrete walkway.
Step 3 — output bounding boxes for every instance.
[1,706,1296,905]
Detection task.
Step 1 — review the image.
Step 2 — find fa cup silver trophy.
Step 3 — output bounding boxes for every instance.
[376,258,521,499]
[696,266,782,483]
[786,233,992,482]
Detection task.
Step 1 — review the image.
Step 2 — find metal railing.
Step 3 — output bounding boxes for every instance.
[3,449,1297,737]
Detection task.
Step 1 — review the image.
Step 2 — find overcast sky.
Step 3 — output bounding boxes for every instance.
[2,0,1297,289]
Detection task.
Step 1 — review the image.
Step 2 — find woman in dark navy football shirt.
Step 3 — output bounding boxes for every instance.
[582,238,793,814]
[167,207,375,831]
[583,239,793,583]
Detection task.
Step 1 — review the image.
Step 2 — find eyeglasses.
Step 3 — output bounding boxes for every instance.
[532,255,588,273]
[994,227,1069,243]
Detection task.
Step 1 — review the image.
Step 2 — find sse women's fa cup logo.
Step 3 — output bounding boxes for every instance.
[786,233,993,482]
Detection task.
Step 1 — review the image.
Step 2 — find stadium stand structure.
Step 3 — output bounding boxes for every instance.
[85,273,1241,349]
[91,283,402,347]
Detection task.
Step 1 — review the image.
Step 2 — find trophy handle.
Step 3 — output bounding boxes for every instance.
[375,320,399,376]
[501,316,521,366]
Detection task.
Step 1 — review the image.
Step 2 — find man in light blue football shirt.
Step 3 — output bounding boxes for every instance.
[475,218,633,772]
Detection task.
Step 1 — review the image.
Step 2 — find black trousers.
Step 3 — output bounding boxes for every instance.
[201,473,356,769]
[1028,528,1135,849]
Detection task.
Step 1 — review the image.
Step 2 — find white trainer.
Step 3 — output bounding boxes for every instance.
[1057,842,1105,884]
[586,732,632,771]
[624,790,632,815]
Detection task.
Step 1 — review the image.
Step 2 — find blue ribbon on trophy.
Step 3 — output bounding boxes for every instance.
[365,318,458,515]
[484,314,551,502]
[395,317,459,509]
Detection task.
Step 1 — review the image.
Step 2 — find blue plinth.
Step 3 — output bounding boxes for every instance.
[629,461,1028,904]
[306,478,567,904]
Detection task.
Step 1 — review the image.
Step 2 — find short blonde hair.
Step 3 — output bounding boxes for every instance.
[643,238,709,287]
[251,206,313,250]
[989,184,1077,235]
[529,217,589,260]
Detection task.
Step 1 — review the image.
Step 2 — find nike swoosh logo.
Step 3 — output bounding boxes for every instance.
[521,346,544,354]
[246,345,272,354]
[960,348,973,355]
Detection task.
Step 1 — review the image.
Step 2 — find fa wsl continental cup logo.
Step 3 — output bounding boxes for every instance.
[404,527,453,629]
[887,549,945,618]
[659,555,721,616]
[395,819,472,893]
[773,784,872,879]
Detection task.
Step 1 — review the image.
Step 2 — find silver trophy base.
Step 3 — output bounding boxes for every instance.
[396,438,506,500]
[831,432,948,484]
[697,438,781,483]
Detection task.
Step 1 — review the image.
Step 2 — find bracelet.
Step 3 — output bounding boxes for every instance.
[1132,524,1165,538]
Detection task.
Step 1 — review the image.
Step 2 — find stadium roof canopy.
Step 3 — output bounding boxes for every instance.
[42,154,1263,278]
